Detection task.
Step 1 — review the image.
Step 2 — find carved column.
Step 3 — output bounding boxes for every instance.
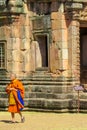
[65,1,83,82]
[50,2,61,74]
[68,19,80,83]
[60,4,68,77]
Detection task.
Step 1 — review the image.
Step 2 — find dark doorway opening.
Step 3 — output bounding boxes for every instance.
[80,27,87,84]
[35,34,48,68]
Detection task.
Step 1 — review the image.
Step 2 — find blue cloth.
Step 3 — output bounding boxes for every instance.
[17,90,24,110]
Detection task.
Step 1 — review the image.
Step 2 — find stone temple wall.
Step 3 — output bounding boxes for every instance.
[0,0,87,112]
[6,14,31,77]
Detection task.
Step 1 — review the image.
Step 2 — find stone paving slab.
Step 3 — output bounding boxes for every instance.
[0,111,87,130]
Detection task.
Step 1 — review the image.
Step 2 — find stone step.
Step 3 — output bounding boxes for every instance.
[28,91,87,100]
[24,75,74,84]
[36,67,48,71]
[29,85,74,93]
[1,95,87,110]
[0,75,77,111]
[0,86,6,92]
[0,91,75,99]
[0,84,74,93]
[31,73,50,77]
[26,81,73,85]
[1,91,87,100]
[0,84,31,93]
[0,92,8,98]
[0,79,73,87]
[25,76,74,81]
[0,98,29,108]
[80,93,87,99]
[0,77,74,86]
[28,98,87,109]
[0,98,8,107]
[28,98,73,109]
[28,92,75,99]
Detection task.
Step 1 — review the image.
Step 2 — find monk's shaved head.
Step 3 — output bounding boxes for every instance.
[10,73,16,80]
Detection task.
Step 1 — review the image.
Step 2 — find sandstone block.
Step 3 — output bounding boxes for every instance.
[61,29,67,42]
[51,19,61,30]
[52,30,61,42]
[51,12,59,20]
[12,50,23,62]
[62,49,68,59]
[62,60,69,70]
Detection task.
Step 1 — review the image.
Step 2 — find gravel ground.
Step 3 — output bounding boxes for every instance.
[0,111,87,130]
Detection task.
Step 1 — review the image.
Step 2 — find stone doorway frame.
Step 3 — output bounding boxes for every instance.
[80,24,87,84]
[34,33,50,70]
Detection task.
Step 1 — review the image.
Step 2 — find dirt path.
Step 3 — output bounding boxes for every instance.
[0,111,87,130]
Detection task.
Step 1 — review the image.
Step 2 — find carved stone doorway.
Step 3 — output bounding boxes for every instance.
[80,27,87,84]
[35,34,48,68]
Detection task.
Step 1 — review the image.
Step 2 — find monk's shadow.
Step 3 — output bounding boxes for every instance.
[0,120,19,124]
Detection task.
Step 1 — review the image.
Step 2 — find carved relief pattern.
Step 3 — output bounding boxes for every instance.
[79,5,87,21]
[0,0,6,6]
[71,5,87,21]
[72,22,80,81]
[30,2,51,15]
[68,20,80,80]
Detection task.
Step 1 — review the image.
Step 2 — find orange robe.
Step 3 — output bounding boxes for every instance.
[6,79,25,113]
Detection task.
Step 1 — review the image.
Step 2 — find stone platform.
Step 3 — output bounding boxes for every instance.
[0,69,87,112]
[25,71,87,112]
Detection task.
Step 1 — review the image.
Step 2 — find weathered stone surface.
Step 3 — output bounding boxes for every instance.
[65,2,83,10]
[0,0,6,6]
[8,0,24,13]
[50,44,59,73]
[12,38,21,50]
[62,41,68,48]
[51,19,60,30]
[62,60,69,70]
[24,50,31,72]
[51,12,59,20]
[12,50,23,62]
[62,49,68,59]
[0,0,87,112]
[52,30,61,42]
[79,6,87,21]
[11,26,20,38]
[7,61,13,71]
[0,27,5,39]
[30,41,36,71]
[61,29,67,42]
[7,50,12,61]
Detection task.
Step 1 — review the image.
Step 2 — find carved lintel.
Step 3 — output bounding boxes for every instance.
[65,2,83,11]
[72,5,87,21]
[0,0,6,7]
[72,11,80,20]
[79,5,87,21]
[65,2,87,21]
[7,0,24,14]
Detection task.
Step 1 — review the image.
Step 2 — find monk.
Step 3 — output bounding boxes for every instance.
[6,73,25,123]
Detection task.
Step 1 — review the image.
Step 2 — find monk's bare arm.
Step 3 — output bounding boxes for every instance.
[6,85,17,94]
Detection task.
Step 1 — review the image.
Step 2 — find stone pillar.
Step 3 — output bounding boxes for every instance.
[50,2,62,74]
[68,20,80,82]
[6,11,32,77]
[9,24,24,76]
[50,10,60,74]
[50,2,68,77]
[60,13,68,77]
[20,14,31,76]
